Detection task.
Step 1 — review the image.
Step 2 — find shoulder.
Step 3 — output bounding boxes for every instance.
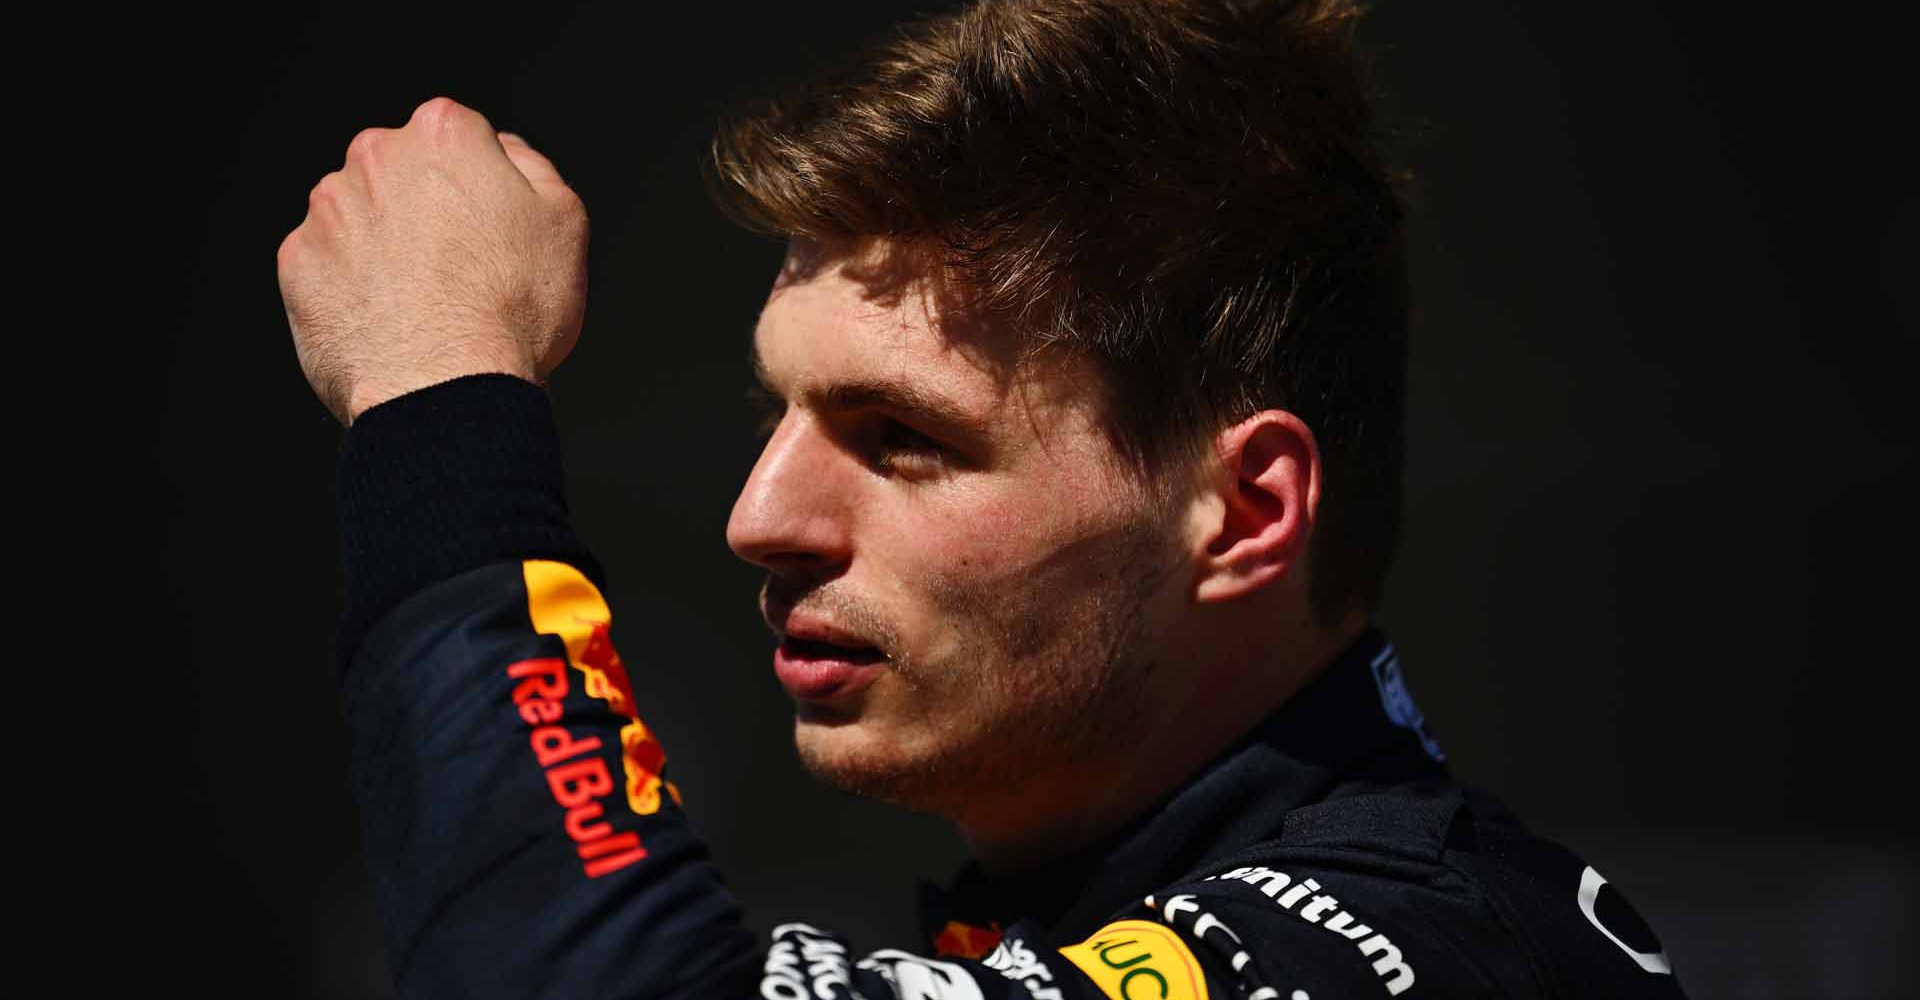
[1117,782,1688,999]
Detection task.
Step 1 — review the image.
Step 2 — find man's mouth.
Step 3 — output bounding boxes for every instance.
[782,636,887,664]
[773,635,887,702]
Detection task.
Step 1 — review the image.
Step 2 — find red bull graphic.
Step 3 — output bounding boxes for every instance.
[505,656,646,878]
[933,921,1004,961]
[523,560,682,817]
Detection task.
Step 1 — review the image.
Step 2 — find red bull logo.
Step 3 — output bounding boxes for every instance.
[933,921,1004,960]
[505,656,646,878]
[510,560,682,880]
[523,560,681,817]
[575,618,681,814]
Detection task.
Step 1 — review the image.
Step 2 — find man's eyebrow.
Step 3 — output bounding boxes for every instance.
[749,344,987,438]
[818,380,985,436]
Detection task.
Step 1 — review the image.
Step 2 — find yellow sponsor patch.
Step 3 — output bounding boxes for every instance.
[1058,919,1209,1000]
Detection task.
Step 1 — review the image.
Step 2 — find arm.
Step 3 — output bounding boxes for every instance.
[333,375,760,997]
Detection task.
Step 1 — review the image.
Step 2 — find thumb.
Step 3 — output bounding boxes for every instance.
[496,131,569,193]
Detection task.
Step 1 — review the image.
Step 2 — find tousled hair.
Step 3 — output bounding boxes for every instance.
[709,0,1408,622]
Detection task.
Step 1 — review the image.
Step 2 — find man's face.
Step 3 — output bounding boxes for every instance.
[726,240,1193,816]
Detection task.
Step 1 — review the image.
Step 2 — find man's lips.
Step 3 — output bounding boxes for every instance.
[772,636,886,701]
[766,610,888,702]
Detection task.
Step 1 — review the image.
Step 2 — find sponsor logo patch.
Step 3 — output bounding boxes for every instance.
[1577,866,1673,975]
[982,934,1064,999]
[524,560,680,816]
[762,924,858,1000]
[503,655,645,878]
[1368,643,1445,762]
[934,920,1004,960]
[1200,865,1416,995]
[1059,919,1209,1000]
[858,950,987,1000]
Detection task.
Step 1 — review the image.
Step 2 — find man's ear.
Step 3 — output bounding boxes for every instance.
[1192,410,1321,604]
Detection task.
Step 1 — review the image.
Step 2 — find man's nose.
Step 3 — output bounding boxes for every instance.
[726,412,854,576]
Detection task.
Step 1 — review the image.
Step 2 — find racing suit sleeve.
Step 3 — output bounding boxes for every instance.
[333,375,1553,1000]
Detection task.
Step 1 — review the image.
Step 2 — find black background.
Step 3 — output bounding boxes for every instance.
[92,1,1916,995]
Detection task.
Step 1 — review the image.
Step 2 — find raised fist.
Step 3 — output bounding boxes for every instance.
[277,97,588,424]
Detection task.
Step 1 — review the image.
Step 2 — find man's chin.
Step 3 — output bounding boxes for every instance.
[791,714,952,812]
[793,699,861,726]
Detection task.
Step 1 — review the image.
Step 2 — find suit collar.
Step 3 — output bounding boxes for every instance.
[921,626,1447,943]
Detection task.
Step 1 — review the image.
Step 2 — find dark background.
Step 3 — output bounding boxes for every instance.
[102,1,1915,996]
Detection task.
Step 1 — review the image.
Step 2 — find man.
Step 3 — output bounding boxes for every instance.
[279,1,1688,997]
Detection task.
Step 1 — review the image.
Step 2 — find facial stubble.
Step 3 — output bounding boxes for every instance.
[791,518,1184,818]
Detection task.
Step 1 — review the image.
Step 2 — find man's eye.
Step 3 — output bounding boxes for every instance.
[871,420,951,474]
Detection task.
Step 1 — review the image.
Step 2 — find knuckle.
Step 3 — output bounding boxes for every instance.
[411,95,484,135]
[413,95,458,121]
[307,171,340,208]
[346,126,386,162]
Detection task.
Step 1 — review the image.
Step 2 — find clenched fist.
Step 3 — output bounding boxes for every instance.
[277,97,588,424]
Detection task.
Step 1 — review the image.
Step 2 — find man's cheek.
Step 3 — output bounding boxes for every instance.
[876,500,1051,591]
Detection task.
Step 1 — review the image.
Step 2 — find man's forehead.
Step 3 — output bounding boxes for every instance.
[752,241,1051,403]
[748,241,1182,506]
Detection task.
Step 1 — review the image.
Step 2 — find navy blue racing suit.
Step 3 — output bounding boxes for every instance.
[335,374,1689,1000]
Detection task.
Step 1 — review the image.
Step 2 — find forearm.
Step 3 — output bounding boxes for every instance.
[336,375,757,998]
[283,101,761,997]
[335,374,603,673]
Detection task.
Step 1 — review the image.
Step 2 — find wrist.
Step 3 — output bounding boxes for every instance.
[335,373,602,672]
[346,359,539,425]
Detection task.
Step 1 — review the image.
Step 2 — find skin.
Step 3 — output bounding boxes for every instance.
[277,97,586,424]
[280,97,1365,874]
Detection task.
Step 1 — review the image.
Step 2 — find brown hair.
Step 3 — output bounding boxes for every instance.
[709,0,1408,623]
